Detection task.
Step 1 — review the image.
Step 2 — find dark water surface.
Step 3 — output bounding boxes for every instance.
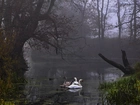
[24,53,138,105]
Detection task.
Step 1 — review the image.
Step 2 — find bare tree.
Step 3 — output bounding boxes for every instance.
[0,0,90,77]
[0,0,85,58]
[117,0,122,39]
[102,0,109,39]
[133,0,137,41]
[71,0,89,36]
[0,0,57,58]
[129,9,134,41]
[96,0,101,38]
[95,0,110,39]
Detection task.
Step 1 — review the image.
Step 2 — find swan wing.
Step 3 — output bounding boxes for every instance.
[67,84,82,89]
[71,81,79,85]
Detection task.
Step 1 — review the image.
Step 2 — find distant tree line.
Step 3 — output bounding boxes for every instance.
[0,0,140,78]
[72,0,140,41]
[1,0,140,57]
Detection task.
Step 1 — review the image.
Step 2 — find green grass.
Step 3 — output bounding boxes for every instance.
[99,62,140,105]
[99,76,140,105]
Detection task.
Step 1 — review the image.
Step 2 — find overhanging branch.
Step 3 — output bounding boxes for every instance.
[98,50,135,75]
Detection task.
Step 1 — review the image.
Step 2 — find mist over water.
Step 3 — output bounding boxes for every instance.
[23,36,140,104]
[1,0,140,104]
[24,47,139,104]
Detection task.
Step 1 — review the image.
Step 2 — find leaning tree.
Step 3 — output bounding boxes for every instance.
[0,0,58,57]
[0,0,91,77]
[0,0,59,76]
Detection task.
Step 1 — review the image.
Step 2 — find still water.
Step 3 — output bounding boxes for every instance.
[24,52,135,105]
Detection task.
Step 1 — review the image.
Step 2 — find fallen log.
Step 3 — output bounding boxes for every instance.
[98,50,135,75]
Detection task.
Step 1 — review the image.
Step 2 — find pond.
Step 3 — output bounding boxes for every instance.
[24,52,137,105]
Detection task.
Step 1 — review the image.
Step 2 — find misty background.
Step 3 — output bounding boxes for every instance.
[1,0,140,104]
[21,0,140,79]
[19,0,140,104]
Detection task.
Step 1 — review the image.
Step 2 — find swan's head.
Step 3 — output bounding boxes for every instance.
[74,77,77,81]
[79,79,83,82]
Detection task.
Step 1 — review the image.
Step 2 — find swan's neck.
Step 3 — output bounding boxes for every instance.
[78,82,81,86]
[78,79,82,86]
[74,77,77,81]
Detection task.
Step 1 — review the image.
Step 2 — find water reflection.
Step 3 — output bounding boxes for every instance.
[68,88,82,93]
[25,66,124,105]
[24,52,132,104]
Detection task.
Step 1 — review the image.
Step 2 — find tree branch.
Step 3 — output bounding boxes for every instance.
[98,50,135,75]
[98,53,127,74]
[121,50,130,67]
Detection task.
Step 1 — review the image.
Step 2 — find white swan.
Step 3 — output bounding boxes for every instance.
[67,79,83,89]
[72,77,79,85]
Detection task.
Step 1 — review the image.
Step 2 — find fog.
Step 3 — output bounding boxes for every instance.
[23,0,140,104]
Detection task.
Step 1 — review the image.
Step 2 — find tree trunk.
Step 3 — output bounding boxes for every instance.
[117,0,122,39]
[133,0,137,41]
[101,0,104,39]
[98,50,135,75]
[103,0,109,39]
[97,0,101,38]
[0,0,56,79]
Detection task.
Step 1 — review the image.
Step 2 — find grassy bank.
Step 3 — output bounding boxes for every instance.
[99,62,140,105]
[99,76,140,105]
